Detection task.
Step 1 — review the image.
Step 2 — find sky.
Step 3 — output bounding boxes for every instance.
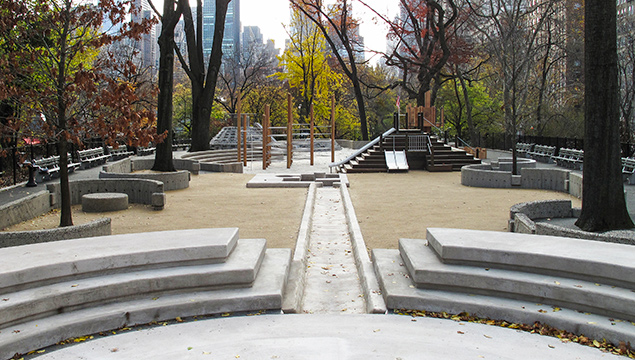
[239,0,400,63]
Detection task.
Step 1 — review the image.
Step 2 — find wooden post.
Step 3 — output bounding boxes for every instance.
[310,103,314,166]
[236,97,242,162]
[242,114,247,166]
[263,105,270,170]
[287,93,293,169]
[331,95,335,163]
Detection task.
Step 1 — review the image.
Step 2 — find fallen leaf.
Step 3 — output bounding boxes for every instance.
[548,344,555,349]
[484,335,492,339]
[554,281,560,285]
[188,347,193,351]
[176,317,183,322]
[457,331,465,334]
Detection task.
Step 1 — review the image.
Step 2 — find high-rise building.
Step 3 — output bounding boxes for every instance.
[131,0,158,75]
[202,0,241,61]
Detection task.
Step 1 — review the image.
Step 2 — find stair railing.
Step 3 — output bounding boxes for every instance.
[426,135,435,167]
[329,127,397,172]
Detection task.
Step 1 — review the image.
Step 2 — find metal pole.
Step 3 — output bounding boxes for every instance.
[310,103,314,166]
[287,93,293,169]
[237,97,242,163]
[331,95,335,163]
[243,114,247,167]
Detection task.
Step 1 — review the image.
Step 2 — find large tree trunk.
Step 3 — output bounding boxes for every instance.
[188,0,230,152]
[153,0,181,171]
[575,0,633,231]
[58,6,72,227]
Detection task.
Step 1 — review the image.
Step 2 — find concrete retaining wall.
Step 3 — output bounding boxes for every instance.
[535,222,635,245]
[102,158,132,173]
[569,172,583,198]
[100,158,195,190]
[99,170,189,191]
[461,164,512,188]
[0,218,111,248]
[0,191,51,229]
[47,178,164,207]
[521,168,569,192]
[510,199,573,220]
[199,162,243,173]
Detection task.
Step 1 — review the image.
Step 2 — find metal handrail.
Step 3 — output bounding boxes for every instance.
[426,135,435,166]
[422,116,476,153]
[329,128,397,170]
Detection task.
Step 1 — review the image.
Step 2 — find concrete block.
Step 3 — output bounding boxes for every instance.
[152,192,166,210]
[513,213,535,234]
[82,192,128,213]
[510,199,572,220]
[520,168,569,192]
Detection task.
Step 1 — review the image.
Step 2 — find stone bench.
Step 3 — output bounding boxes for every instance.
[373,228,635,348]
[82,192,129,212]
[0,228,291,359]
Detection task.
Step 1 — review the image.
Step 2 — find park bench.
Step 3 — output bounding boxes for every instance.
[78,147,110,169]
[32,154,80,182]
[107,145,134,161]
[622,157,635,184]
[527,144,556,163]
[552,148,583,170]
[515,143,533,158]
[137,145,156,156]
[172,139,191,151]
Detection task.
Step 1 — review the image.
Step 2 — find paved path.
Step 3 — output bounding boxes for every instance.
[301,187,365,314]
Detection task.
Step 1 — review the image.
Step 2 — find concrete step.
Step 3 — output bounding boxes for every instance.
[372,248,635,347]
[426,228,635,289]
[0,228,239,294]
[0,239,267,328]
[0,248,291,360]
[398,238,635,322]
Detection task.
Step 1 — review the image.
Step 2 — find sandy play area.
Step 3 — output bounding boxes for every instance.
[5,171,581,250]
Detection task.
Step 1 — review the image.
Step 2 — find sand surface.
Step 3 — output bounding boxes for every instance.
[6,171,581,250]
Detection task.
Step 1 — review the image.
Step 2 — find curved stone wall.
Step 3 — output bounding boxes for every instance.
[101,158,195,190]
[0,218,111,248]
[0,191,51,230]
[47,178,164,207]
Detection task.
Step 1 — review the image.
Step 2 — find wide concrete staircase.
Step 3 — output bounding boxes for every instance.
[341,133,480,173]
[0,228,290,359]
[373,228,635,346]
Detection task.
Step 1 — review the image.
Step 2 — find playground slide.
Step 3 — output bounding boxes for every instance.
[395,150,409,170]
[385,150,409,171]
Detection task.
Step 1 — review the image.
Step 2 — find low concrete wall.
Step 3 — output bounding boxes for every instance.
[199,162,243,173]
[461,164,512,188]
[569,172,583,198]
[521,168,569,192]
[510,199,573,220]
[535,222,635,245]
[462,163,580,198]
[47,178,164,207]
[494,157,536,172]
[100,158,195,190]
[0,218,111,248]
[0,191,51,229]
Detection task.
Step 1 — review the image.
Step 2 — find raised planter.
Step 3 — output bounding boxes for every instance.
[0,218,111,248]
[100,158,193,191]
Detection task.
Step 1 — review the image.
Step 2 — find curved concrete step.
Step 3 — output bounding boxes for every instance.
[426,228,635,289]
[373,248,635,347]
[0,248,291,360]
[399,238,635,322]
[0,228,239,294]
[0,239,266,328]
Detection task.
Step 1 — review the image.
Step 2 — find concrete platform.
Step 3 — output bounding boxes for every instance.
[0,228,239,293]
[247,173,349,188]
[426,228,635,289]
[34,314,620,359]
[373,248,635,347]
[81,192,128,212]
[399,238,635,321]
[0,248,291,359]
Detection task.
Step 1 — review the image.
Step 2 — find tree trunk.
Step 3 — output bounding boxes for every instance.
[58,4,72,227]
[575,0,633,231]
[153,0,180,171]
[188,0,230,152]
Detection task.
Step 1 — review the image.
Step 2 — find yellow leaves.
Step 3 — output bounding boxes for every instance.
[176,317,184,322]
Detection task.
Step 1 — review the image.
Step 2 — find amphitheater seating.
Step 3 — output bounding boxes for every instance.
[373,228,635,347]
[0,228,291,359]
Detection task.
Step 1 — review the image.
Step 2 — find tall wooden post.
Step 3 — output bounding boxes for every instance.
[242,114,247,166]
[310,103,314,166]
[236,97,242,162]
[263,105,270,170]
[287,93,293,169]
[331,95,335,163]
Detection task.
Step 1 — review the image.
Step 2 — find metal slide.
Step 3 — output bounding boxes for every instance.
[384,150,409,171]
